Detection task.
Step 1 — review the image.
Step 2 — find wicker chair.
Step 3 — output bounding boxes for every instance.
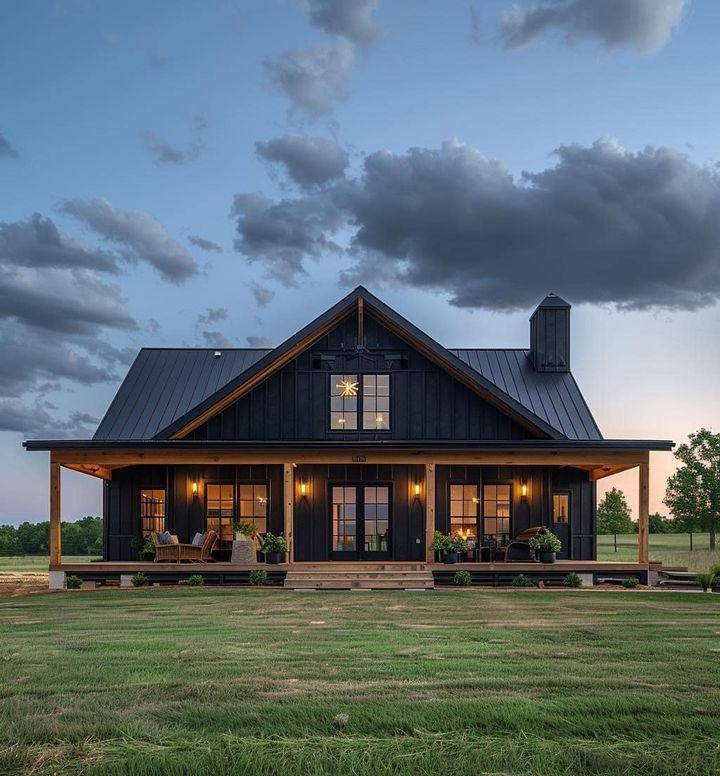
[152,532,180,562]
[177,530,218,563]
[494,526,545,561]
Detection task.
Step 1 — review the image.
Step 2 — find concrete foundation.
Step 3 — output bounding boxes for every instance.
[48,571,66,590]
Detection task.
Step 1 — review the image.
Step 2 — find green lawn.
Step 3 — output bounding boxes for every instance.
[0,555,99,572]
[1,588,719,775]
[597,532,720,570]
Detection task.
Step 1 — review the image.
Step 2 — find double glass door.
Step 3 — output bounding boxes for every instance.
[330,484,391,560]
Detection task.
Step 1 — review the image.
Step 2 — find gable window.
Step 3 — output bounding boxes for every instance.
[483,484,511,546]
[140,489,165,536]
[362,374,390,430]
[553,492,570,524]
[206,484,235,549]
[330,374,358,430]
[449,484,479,541]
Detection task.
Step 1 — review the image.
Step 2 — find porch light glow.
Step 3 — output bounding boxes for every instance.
[413,482,421,497]
[336,379,359,397]
[521,483,528,498]
[192,481,198,495]
[300,481,307,497]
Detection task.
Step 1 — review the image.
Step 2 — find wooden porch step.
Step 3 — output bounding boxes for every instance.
[284,569,434,590]
[290,563,427,571]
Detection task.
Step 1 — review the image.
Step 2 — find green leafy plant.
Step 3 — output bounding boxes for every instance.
[187,574,204,586]
[232,520,258,538]
[563,572,582,588]
[248,569,268,586]
[696,572,715,592]
[622,577,639,589]
[512,574,538,587]
[430,531,468,554]
[65,575,82,589]
[130,534,155,555]
[710,561,720,580]
[453,570,471,586]
[528,529,562,554]
[131,572,149,587]
[260,533,288,554]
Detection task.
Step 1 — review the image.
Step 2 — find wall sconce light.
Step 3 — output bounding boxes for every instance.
[299,480,308,497]
[192,481,198,497]
[413,482,421,497]
[521,483,528,498]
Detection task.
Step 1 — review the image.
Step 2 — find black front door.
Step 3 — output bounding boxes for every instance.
[330,484,392,560]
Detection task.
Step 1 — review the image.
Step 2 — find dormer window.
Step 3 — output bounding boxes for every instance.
[330,374,391,431]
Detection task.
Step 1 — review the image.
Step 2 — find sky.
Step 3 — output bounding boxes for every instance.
[0,0,718,525]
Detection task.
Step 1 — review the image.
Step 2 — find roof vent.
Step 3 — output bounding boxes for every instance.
[213,351,222,358]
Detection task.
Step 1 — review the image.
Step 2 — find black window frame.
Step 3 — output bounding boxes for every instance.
[481,482,513,547]
[552,490,571,525]
[205,481,270,550]
[140,487,166,536]
[328,373,392,433]
[447,481,480,542]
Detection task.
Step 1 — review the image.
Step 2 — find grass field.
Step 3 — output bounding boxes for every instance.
[597,532,719,570]
[0,555,99,573]
[1,588,719,775]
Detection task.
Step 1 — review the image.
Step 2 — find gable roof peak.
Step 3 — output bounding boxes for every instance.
[535,292,571,311]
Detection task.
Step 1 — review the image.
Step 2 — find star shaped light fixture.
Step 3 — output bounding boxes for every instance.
[336,378,359,398]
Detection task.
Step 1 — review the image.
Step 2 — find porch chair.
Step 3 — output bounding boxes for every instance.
[152,531,180,562]
[177,530,218,563]
[494,525,545,562]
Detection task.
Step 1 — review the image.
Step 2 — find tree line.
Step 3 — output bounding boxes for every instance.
[0,516,102,556]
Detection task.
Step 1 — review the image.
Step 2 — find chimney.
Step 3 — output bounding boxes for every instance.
[530,293,571,372]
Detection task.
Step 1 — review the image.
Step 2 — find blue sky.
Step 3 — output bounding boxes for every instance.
[1,0,718,523]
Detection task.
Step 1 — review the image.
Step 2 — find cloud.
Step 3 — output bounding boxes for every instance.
[308,0,382,48]
[256,135,349,188]
[188,234,222,252]
[234,137,720,311]
[0,399,99,436]
[251,282,275,307]
[197,307,227,325]
[140,131,205,165]
[200,330,234,348]
[232,192,344,285]
[500,0,688,53]
[264,41,356,116]
[246,335,272,347]
[60,197,199,283]
[0,213,120,273]
[0,132,18,158]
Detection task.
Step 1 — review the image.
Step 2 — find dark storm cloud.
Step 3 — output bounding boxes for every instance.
[60,198,199,283]
[0,399,99,436]
[500,0,688,53]
[0,214,120,273]
[188,234,222,252]
[264,42,356,116]
[256,135,349,188]
[0,132,18,158]
[234,138,720,311]
[308,0,382,48]
[251,283,275,307]
[232,192,344,285]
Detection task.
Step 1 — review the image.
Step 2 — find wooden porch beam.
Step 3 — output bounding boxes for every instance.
[62,463,113,480]
[50,459,62,566]
[283,463,294,563]
[425,463,435,563]
[638,456,650,565]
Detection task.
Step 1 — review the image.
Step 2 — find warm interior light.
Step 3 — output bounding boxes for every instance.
[300,481,307,496]
[338,417,346,425]
[336,379,359,397]
[192,481,198,495]
[521,483,528,497]
[376,415,384,423]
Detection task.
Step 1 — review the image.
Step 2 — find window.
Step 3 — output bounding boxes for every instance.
[140,489,165,536]
[239,484,268,535]
[330,374,358,430]
[364,486,389,552]
[362,374,390,430]
[483,484,511,545]
[553,492,570,524]
[206,484,235,549]
[332,486,357,551]
[449,484,479,541]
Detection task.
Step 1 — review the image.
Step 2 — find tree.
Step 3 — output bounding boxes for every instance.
[665,428,720,550]
[597,487,634,552]
[649,513,670,533]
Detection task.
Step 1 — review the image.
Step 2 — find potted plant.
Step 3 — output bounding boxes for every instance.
[528,528,562,563]
[430,531,468,564]
[260,532,288,564]
[130,534,155,561]
[233,520,257,542]
[696,572,715,593]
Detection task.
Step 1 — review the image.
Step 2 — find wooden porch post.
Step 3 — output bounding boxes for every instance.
[50,458,62,566]
[425,463,435,563]
[283,463,294,563]
[638,456,650,565]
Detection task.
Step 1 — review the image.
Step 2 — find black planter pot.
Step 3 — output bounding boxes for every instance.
[539,551,556,563]
[266,552,284,564]
[441,552,458,565]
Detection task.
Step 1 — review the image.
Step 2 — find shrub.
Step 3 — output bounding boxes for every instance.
[232,521,258,538]
[512,574,538,587]
[65,575,82,589]
[130,534,154,556]
[248,569,268,586]
[430,531,468,554]
[563,572,582,588]
[453,570,471,586]
[696,572,715,592]
[260,533,289,554]
[710,562,720,580]
[622,577,639,589]
[131,572,149,587]
[528,529,562,554]
[187,574,204,586]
